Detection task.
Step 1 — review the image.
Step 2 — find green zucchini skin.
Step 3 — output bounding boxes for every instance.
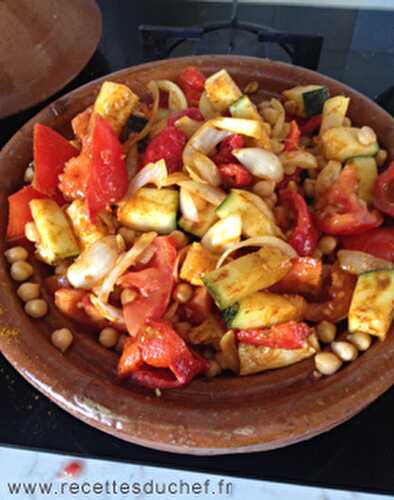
[303,87,330,117]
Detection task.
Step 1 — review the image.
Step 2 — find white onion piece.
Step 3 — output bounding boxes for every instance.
[199,91,220,120]
[216,236,297,269]
[154,107,170,122]
[126,159,167,197]
[174,116,202,138]
[124,81,159,149]
[211,117,269,149]
[173,244,191,282]
[179,180,226,206]
[94,232,157,302]
[186,150,221,186]
[315,161,342,197]
[183,121,231,167]
[232,147,284,182]
[180,187,200,222]
[201,214,242,254]
[90,295,126,326]
[337,250,393,275]
[160,172,190,187]
[67,236,120,290]
[155,80,187,111]
[125,143,138,179]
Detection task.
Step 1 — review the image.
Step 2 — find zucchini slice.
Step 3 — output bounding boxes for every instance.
[204,69,242,112]
[118,187,178,234]
[320,96,350,135]
[346,157,377,205]
[283,85,329,117]
[30,199,80,265]
[230,95,262,121]
[321,127,379,162]
[216,190,279,237]
[223,291,305,329]
[348,269,394,340]
[202,247,292,309]
[178,204,218,238]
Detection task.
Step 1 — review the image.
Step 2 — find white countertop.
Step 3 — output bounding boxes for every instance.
[0,447,387,500]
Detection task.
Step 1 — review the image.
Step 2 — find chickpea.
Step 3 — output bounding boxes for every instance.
[4,246,28,264]
[173,283,193,304]
[17,282,40,302]
[175,321,191,338]
[331,341,358,362]
[25,222,40,242]
[24,166,34,183]
[10,261,33,282]
[314,352,342,376]
[51,328,73,353]
[121,288,137,305]
[357,126,376,146]
[317,235,337,255]
[316,321,336,344]
[253,180,275,198]
[376,149,388,168]
[170,230,188,249]
[265,192,278,208]
[303,178,315,198]
[99,327,119,348]
[118,227,136,246]
[284,164,297,176]
[347,332,372,352]
[25,298,48,318]
[206,359,222,378]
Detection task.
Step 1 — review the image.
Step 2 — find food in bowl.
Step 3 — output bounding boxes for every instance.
[5,66,393,390]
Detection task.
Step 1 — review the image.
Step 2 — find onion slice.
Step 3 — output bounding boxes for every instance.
[216,236,297,269]
[90,295,126,326]
[186,150,221,187]
[156,80,187,112]
[173,244,191,282]
[174,116,202,138]
[199,91,220,120]
[94,232,157,303]
[337,250,393,275]
[179,180,226,206]
[180,187,200,222]
[126,159,167,197]
[232,147,283,182]
[201,214,242,254]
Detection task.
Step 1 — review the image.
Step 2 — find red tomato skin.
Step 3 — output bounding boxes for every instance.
[177,66,206,107]
[298,114,322,135]
[142,126,187,173]
[87,115,128,222]
[218,163,253,188]
[167,108,204,126]
[212,134,244,165]
[6,186,47,241]
[283,120,301,152]
[373,161,394,217]
[33,124,79,197]
[341,227,394,262]
[237,321,312,350]
[270,257,322,298]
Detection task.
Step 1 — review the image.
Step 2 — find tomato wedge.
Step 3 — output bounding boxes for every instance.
[142,126,187,173]
[315,165,383,235]
[177,66,206,107]
[298,114,322,135]
[373,161,394,217]
[218,163,253,188]
[237,321,312,350]
[33,124,79,197]
[6,186,47,241]
[212,134,244,165]
[304,264,356,323]
[118,320,207,388]
[86,115,128,222]
[120,236,177,337]
[341,227,394,262]
[283,120,301,152]
[270,257,322,298]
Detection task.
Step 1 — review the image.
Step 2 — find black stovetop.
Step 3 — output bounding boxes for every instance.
[1,1,394,495]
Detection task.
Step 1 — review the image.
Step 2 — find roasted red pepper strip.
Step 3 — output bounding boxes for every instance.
[280,190,319,256]
[33,124,79,197]
[218,163,253,188]
[86,115,128,222]
[6,186,47,241]
[142,126,187,173]
[177,66,206,107]
[283,120,301,152]
[270,257,322,298]
[304,264,356,323]
[118,321,207,388]
[342,227,394,262]
[315,165,383,235]
[373,161,394,217]
[167,107,204,126]
[237,321,312,350]
[212,134,244,165]
[299,114,322,135]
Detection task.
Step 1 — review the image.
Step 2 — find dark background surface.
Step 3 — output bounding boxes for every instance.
[0,0,393,495]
